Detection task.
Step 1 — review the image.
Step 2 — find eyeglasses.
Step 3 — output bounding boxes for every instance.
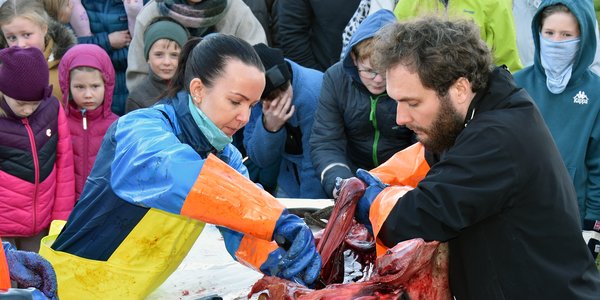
[357,65,385,80]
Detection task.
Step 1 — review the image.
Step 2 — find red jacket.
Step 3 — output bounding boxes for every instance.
[0,97,75,236]
[58,44,118,199]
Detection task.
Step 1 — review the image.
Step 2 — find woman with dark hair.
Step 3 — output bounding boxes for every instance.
[39,34,321,299]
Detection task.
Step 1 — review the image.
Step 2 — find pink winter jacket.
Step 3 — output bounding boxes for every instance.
[58,44,118,200]
[0,96,75,237]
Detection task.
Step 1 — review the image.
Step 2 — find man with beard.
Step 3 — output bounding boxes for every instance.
[340,16,600,299]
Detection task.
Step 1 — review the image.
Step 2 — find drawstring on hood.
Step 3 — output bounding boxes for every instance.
[81,109,87,130]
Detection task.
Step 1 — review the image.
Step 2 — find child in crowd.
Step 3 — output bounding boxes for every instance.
[58,44,119,200]
[71,0,150,116]
[126,17,188,113]
[244,43,327,198]
[0,0,77,102]
[0,47,75,252]
[69,0,143,37]
[514,0,600,266]
[310,10,415,198]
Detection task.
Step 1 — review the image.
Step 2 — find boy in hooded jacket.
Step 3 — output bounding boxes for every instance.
[309,9,415,198]
[514,0,600,266]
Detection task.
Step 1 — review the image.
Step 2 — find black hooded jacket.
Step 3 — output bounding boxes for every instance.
[380,67,600,299]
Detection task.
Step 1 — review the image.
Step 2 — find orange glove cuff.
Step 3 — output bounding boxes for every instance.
[371,186,413,257]
[0,238,10,291]
[181,154,286,241]
[370,142,429,188]
[235,235,279,271]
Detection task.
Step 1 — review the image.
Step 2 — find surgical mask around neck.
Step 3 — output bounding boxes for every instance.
[539,35,580,94]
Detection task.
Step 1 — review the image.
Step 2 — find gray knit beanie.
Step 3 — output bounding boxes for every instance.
[144,19,189,60]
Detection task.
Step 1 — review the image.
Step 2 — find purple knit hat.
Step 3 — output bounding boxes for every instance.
[0,47,51,101]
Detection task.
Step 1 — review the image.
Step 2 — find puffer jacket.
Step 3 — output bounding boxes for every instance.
[0,96,75,236]
[58,44,119,200]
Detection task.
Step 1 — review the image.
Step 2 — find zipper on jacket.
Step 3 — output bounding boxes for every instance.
[22,118,40,232]
[81,109,87,130]
[369,95,384,167]
[83,110,89,194]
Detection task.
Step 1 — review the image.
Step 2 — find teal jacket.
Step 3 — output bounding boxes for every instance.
[514,0,600,222]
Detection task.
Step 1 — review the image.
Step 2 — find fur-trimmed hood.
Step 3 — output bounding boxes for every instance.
[46,18,76,61]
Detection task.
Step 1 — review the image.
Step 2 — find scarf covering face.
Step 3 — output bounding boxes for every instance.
[157,0,229,32]
[540,35,580,94]
[188,95,232,152]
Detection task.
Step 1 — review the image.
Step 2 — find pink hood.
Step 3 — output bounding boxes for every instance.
[58,44,115,118]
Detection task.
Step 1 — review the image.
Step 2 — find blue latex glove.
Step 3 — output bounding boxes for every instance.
[260,212,322,286]
[355,169,387,234]
[3,242,57,299]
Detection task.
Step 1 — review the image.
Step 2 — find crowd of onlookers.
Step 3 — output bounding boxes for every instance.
[0,0,599,268]
[2,1,600,298]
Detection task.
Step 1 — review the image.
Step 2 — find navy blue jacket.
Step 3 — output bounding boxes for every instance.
[309,10,415,197]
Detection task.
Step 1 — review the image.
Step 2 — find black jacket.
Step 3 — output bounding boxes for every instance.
[309,10,415,198]
[380,67,600,299]
[276,0,360,71]
[309,61,415,197]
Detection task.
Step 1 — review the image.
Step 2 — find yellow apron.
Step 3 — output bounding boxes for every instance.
[39,209,204,299]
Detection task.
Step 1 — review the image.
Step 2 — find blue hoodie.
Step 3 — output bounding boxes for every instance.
[514,0,600,222]
[310,10,415,197]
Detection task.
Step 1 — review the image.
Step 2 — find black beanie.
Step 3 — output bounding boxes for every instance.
[252,43,291,99]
